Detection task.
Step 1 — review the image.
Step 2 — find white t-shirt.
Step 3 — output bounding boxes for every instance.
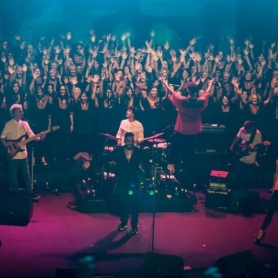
[1,119,35,159]
[237,127,262,164]
[116,119,144,146]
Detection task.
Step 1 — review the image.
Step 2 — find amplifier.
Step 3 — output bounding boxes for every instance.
[196,126,226,154]
[206,190,230,210]
[209,170,229,191]
[202,124,226,133]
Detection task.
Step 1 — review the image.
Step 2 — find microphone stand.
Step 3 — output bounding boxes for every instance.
[150,162,162,253]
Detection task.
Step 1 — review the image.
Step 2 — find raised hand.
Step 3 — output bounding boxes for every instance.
[121,52,128,60]
[237,57,243,65]
[89,29,94,35]
[189,38,197,46]
[262,39,267,45]
[271,42,276,49]
[248,43,254,49]
[226,55,231,62]
[244,39,250,46]
[125,32,131,38]
[92,75,100,83]
[121,34,126,41]
[106,34,111,42]
[22,64,27,72]
[15,34,21,41]
[32,71,40,79]
[1,56,6,63]
[164,42,170,50]
[243,49,249,56]
[70,77,78,85]
[111,35,116,41]
[66,32,72,40]
[90,34,96,43]
[150,30,155,37]
[54,45,61,54]
[228,37,234,44]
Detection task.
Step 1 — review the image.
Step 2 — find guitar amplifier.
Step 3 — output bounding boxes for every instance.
[196,125,226,154]
[201,124,226,133]
[205,190,230,210]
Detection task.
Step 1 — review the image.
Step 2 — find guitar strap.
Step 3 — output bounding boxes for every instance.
[248,128,257,145]
[21,121,29,139]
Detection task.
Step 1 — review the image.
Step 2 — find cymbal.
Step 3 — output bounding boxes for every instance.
[143,132,164,141]
[99,133,118,141]
[148,138,166,143]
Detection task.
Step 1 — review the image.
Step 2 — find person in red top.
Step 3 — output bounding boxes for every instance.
[158,77,214,172]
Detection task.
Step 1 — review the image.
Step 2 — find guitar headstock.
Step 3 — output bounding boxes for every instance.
[51,126,60,132]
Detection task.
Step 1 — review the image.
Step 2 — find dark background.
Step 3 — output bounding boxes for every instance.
[0,0,277,52]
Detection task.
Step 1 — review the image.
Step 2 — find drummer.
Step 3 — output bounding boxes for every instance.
[116,106,144,146]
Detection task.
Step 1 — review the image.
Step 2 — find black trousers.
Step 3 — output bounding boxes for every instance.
[261,190,278,231]
[8,158,32,195]
[170,132,197,171]
[117,183,140,228]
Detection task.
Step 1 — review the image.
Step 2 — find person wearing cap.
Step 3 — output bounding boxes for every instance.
[158,77,214,172]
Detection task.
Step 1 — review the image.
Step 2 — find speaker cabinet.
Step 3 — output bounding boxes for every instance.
[144,253,184,278]
[215,250,257,277]
[0,194,33,226]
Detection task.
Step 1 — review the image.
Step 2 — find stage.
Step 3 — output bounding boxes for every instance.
[1,189,278,277]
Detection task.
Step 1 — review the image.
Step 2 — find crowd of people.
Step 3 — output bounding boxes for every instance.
[0,29,278,165]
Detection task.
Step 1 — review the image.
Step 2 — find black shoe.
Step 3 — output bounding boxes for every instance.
[31,194,40,202]
[254,231,265,245]
[68,200,77,206]
[118,224,127,232]
[131,227,138,235]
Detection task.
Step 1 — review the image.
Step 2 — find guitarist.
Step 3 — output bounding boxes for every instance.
[0,104,45,200]
[230,120,262,189]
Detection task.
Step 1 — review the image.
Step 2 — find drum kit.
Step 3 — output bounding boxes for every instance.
[98,132,172,192]
[99,132,170,164]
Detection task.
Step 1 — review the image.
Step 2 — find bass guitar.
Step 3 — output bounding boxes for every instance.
[6,126,59,157]
[234,140,271,158]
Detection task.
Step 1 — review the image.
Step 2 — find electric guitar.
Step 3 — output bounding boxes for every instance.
[5,126,60,157]
[234,140,271,158]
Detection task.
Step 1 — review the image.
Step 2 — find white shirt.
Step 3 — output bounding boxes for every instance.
[1,119,35,159]
[237,127,262,164]
[116,119,144,146]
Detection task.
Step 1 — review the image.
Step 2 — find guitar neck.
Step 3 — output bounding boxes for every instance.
[17,129,51,147]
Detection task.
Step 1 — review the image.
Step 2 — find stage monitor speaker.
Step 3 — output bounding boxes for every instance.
[55,268,78,278]
[144,253,184,278]
[0,194,33,226]
[214,250,258,278]
[230,191,260,213]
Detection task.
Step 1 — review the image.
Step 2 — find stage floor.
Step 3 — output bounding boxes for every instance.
[1,189,278,277]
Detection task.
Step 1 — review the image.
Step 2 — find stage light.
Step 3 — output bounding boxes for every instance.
[128,190,134,195]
